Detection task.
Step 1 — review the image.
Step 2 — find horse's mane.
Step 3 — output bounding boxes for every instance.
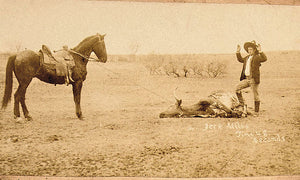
[73,34,98,50]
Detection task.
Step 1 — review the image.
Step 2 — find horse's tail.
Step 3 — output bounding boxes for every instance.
[1,54,16,109]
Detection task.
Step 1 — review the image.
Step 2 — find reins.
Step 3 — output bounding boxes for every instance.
[68,49,100,62]
[68,49,121,76]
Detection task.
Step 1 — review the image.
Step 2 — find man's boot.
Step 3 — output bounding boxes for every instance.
[254,101,260,116]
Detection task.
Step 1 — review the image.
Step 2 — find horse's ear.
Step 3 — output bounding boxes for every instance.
[100,34,106,39]
[96,33,102,41]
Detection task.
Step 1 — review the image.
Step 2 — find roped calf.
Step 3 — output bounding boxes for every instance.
[159,89,247,118]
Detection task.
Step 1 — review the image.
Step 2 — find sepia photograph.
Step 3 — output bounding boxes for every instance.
[0,0,299,179]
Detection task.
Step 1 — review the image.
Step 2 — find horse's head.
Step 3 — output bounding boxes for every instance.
[93,33,107,63]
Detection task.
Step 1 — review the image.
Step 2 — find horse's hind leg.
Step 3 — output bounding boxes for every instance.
[14,79,32,120]
[20,80,33,120]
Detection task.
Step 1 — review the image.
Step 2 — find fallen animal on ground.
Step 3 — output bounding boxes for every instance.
[159,89,248,118]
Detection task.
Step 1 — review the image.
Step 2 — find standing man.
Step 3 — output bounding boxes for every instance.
[235,41,267,116]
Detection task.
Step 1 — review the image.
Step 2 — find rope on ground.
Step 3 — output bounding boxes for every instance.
[219,151,240,171]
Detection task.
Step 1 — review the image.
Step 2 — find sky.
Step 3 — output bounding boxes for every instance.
[0,0,299,54]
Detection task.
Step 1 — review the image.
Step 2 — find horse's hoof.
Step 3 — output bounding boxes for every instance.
[253,112,259,117]
[26,116,33,121]
[15,117,24,123]
[76,112,84,120]
[241,113,247,118]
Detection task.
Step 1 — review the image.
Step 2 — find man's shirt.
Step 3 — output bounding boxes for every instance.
[244,55,253,76]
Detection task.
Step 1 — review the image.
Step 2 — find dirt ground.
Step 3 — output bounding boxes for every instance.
[0,51,299,178]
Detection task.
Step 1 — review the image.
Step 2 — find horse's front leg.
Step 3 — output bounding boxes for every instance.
[72,81,83,120]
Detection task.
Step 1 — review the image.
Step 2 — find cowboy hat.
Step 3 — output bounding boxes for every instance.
[244,40,257,53]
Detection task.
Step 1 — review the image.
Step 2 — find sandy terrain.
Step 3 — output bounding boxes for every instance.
[0,51,299,178]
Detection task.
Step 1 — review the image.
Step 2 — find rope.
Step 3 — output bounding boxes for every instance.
[89,61,172,103]
[68,49,172,103]
[136,84,172,103]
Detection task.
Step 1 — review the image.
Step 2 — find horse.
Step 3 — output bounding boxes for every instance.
[1,33,107,121]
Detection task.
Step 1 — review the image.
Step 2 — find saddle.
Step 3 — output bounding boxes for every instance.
[40,45,75,79]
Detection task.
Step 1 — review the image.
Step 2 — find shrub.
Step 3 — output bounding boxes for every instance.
[205,61,227,78]
[139,54,227,78]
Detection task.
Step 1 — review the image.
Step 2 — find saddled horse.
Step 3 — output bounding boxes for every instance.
[1,33,107,120]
